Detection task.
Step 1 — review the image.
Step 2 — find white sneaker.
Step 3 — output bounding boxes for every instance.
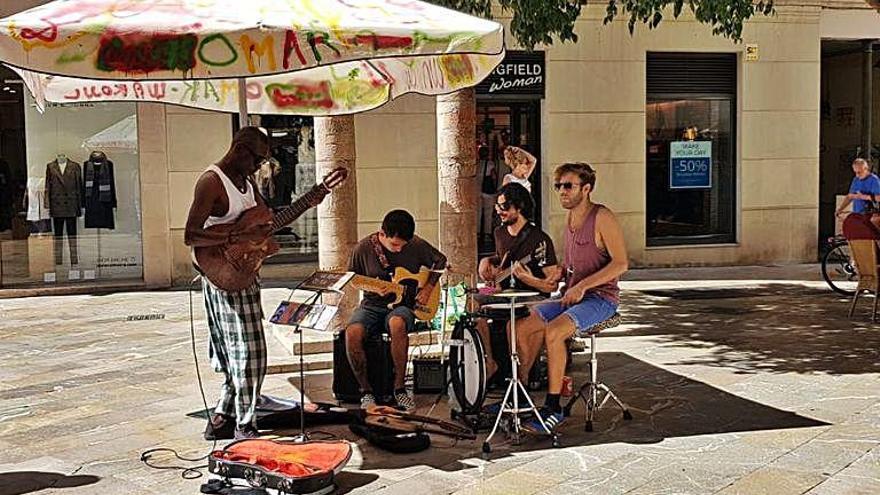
[360,393,376,410]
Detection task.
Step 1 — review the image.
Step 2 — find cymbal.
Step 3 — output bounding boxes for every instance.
[492,290,540,298]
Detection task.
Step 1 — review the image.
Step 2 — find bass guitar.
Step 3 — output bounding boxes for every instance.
[349,267,441,321]
[194,167,348,291]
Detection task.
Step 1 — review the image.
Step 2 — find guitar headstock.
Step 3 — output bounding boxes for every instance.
[321,167,349,191]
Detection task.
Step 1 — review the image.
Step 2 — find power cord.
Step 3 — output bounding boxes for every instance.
[140,275,216,479]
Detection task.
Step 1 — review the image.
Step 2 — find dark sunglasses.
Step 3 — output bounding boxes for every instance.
[495,201,512,211]
[553,181,582,191]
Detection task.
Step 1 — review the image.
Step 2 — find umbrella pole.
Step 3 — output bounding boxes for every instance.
[237,78,249,128]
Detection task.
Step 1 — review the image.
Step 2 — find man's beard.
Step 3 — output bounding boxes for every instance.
[500,215,518,226]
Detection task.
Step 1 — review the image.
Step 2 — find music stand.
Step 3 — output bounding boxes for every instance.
[482,290,558,454]
[282,270,354,442]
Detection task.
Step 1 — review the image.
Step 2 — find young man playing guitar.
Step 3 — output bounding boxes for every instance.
[185,127,345,440]
[476,182,561,388]
[346,209,447,411]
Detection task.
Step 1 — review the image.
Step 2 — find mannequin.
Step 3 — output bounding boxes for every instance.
[82,150,117,230]
[46,153,83,265]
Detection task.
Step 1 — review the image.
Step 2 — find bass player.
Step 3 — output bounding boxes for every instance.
[345,209,447,411]
[185,127,340,441]
[476,182,561,388]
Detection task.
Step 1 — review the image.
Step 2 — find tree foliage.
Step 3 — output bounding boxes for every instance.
[431,0,775,49]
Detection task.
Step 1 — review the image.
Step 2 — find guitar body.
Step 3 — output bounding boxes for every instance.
[390,267,441,321]
[350,267,442,321]
[194,204,280,291]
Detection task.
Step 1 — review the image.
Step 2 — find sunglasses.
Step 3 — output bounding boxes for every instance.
[495,201,512,211]
[553,181,582,191]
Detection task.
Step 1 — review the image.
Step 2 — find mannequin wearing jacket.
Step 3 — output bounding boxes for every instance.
[45,154,82,265]
[82,151,117,229]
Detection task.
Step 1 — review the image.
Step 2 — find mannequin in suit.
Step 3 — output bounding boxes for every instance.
[82,151,117,229]
[45,153,82,265]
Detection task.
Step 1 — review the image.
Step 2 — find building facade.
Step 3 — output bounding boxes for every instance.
[0,0,878,292]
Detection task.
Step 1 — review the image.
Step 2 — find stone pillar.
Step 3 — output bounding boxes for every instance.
[863,40,875,166]
[314,115,358,324]
[437,88,478,278]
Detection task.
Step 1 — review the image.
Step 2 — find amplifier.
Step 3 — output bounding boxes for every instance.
[412,357,446,393]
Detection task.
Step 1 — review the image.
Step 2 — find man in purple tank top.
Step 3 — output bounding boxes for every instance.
[518,162,630,433]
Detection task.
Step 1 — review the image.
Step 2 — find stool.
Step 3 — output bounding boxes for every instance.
[562,313,632,431]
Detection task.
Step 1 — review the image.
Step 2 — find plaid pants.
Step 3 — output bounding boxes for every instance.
[202,278,266,428]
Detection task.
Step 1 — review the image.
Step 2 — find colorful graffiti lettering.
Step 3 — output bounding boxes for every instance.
[266,81,335,109]
[62,82,166,101]
[97,34,197,73]
[438,55,475,87]
[239,35,277,73]
[197,33,238,67]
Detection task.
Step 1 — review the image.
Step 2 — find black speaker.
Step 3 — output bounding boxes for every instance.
[332,330,395,404]
[413,357,445,393]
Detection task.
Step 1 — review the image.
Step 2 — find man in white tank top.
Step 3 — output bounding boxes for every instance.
[184,127,280,441]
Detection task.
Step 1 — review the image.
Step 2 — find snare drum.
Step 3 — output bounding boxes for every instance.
[448,316,487,415]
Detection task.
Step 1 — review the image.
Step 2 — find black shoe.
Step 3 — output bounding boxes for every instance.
[234,424,261,440]
[204,413,235,441]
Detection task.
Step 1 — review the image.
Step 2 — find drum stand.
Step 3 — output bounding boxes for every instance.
[482,291,559,454]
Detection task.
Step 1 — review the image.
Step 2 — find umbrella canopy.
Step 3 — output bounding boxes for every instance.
[82,114,137,152]
[0,0,505,115]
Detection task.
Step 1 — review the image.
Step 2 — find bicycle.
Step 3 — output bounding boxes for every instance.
[821,235,857,296]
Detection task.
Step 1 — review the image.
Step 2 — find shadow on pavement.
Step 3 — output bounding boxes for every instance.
[0,472,100,495]
[620,283,880,375]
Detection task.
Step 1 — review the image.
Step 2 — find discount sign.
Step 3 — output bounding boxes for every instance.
[670,141,712,189]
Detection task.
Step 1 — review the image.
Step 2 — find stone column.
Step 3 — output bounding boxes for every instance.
[437,88,478,278]
[314,115,358,324]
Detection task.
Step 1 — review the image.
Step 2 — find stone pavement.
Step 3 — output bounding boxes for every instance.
[1,264,879,494]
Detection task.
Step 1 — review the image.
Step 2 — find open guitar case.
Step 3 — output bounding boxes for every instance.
[203,439,352,495]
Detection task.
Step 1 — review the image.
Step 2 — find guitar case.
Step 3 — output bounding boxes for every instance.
[256,402,354,430]
[348,421,431,454]
[205,439,352,495]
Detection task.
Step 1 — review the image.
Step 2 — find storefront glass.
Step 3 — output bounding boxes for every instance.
[0,66,143,288]
[253,115,319,264]
[646,53,737,246]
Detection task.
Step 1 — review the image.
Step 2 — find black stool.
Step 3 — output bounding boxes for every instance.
[562,313,632,431]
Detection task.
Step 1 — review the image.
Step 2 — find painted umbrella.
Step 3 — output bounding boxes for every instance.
[0,0,505,120]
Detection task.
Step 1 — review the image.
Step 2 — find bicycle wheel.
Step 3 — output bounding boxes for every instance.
[821,242,857,296]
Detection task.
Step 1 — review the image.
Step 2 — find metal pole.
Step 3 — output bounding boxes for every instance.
[863,40,874,165]
[238,78,249,128]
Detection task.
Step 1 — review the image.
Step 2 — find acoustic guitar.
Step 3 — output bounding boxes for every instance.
[194,167,348,291]
[349,266,442,321]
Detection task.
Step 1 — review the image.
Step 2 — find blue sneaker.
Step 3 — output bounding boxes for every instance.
[523,407,564,435]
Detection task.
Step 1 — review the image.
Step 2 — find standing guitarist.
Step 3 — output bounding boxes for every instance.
[185,127,336,441]
[476,182,561,382]
[346,209,447,411]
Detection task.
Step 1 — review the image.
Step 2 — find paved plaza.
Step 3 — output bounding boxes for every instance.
[1,264,879,494]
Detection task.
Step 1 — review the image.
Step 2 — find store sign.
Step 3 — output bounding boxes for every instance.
[476,51,545,97]
[670,141,712,189]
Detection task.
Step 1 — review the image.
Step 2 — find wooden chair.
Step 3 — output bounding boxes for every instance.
[847,239,880,322]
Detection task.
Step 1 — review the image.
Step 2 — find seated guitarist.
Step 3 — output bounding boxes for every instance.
[477,183,561,383]
[185,127,333,441]
[346,209,447,411]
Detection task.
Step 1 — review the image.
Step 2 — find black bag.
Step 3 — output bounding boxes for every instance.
[348,422,431,454]
[332,330,394,404]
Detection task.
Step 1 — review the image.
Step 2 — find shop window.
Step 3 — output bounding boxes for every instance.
[0,66,143,287]
[249,115,318,264]
[646,53,737,246]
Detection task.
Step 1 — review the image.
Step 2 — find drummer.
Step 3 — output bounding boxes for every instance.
[476,182,562,381]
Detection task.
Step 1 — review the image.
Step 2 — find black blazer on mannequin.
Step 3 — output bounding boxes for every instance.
[45,159,83,218]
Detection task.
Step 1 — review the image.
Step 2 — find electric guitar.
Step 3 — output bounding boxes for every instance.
[349,267,442,321]
[194,167,348,291]
[491,240,548,288]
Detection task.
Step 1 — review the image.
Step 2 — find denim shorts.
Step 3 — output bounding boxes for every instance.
[533,294,618,337]
[348,305,415,335]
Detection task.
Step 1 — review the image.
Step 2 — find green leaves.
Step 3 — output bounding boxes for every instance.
[430,0,774,48]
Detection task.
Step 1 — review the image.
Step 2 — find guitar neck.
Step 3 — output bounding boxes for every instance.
[496,254,532,282]
[271,186,327,232]
[349,275,402,294]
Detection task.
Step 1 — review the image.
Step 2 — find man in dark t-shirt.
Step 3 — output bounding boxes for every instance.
[346,209,447,411]
[477,183,561,379]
